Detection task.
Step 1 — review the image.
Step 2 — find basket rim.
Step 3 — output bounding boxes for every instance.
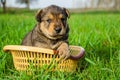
[3,45,85,59]
[3,45,55,54]
[3,45,82,54]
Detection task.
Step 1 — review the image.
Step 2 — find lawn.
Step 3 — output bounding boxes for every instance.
[0,11,120,80]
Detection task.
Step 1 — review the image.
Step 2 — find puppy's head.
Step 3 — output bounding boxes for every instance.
[36,5,70,39]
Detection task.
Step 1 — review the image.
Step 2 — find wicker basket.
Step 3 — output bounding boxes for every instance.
[3,45,85,72]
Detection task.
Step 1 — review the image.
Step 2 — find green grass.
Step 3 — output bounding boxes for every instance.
[0,12,120,80]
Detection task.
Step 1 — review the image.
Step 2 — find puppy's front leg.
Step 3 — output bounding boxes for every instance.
[57,43,70,60]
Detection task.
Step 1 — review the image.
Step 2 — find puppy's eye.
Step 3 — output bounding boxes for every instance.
[46,19,51,23]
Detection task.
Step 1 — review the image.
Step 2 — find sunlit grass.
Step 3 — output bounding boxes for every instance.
[0,12,120,79]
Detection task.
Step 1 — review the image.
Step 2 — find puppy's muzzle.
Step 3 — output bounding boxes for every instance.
[54,27,61,33]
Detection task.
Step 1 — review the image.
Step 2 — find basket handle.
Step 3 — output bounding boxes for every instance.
[53,47,85,60]
[69,47,85,60]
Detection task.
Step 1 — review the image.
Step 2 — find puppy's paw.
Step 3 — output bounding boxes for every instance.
[57,43,70,60]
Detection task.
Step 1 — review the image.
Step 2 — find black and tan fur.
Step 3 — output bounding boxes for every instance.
[21,5,70,59]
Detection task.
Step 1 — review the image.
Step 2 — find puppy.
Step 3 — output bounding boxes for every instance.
[21,5,70,60]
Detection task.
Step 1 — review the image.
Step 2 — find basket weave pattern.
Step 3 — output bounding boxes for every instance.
[3,45,82,72]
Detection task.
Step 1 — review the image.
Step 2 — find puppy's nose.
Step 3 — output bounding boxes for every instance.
[54,27,61,33]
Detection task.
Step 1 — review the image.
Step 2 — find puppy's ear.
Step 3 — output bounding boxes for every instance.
[63,8,70,18]
[35,9,43,22]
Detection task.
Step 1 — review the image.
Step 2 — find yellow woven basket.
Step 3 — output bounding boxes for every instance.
[3,45,85,72]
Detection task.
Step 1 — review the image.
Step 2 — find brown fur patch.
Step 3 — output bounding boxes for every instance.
[59,14,63,19]
[48,22,55,34]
